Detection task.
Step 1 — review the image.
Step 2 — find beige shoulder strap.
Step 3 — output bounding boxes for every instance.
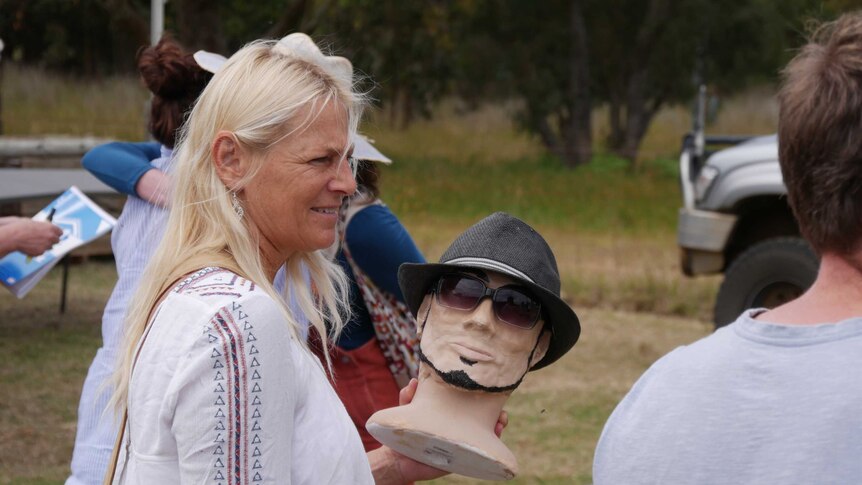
[102,411,126,485]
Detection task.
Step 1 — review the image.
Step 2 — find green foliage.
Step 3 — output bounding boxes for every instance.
[0,0,323,74]
[450,0,595,166]
[382,152,680,235]
[588,0,816,101]
[2,0,853,162]
[0,0,147,74]
[317,2,457,126]
[449,0,826,164]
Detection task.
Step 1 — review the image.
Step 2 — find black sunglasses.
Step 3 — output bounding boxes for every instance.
[435,273,542,329]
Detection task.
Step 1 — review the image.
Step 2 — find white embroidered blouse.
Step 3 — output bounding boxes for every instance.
[112,267,372,484]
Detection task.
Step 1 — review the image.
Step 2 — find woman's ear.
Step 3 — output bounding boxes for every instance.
[212,131,245,188]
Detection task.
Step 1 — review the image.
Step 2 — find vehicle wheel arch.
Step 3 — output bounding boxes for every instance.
[723,195,800,270]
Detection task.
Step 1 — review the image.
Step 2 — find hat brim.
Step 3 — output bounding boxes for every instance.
[353,135,391,164]
[399,262,580,370]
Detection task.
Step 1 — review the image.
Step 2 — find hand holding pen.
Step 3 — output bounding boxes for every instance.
[20,208,62,260]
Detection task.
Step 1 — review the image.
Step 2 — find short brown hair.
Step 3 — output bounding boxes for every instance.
[778,12,862,256]
[137,35,212,148]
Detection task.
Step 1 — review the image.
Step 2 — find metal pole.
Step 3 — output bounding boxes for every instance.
[694,85,707,161]
[60,256,70,314]
[0,38,5,135]
[149,0,165,138]
[151,0,165,46]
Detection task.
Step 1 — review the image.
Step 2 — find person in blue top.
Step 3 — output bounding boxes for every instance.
[83,142,162,204]
[330,145,425,451]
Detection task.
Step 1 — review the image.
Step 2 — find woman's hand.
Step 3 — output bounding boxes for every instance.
[368,378,509,484]
[0,219,62,257]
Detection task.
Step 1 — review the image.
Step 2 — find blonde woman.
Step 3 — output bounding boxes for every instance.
[107,34,443,484]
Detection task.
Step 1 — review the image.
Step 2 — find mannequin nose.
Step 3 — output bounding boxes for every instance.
[466,298,496,330]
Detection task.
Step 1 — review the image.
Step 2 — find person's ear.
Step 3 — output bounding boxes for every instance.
[212,131,245,188]
[529,326,551,369]
[415,293,433,338]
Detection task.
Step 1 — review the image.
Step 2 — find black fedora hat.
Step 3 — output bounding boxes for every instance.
[399,212,580,370]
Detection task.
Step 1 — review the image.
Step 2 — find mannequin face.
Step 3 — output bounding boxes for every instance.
[417,269,550,392]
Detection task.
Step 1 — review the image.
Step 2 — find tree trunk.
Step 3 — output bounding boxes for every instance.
[399,91,414,131]
[608,0,670,165]
[622,94,663,169]
[388,86,401,128]
[563,0,591,168]
[607,96,623,151]
[175,0,225,53]
[609,86,665,167]
[620,106,649,166]
[536,117,565,161]
[384,87,414,130]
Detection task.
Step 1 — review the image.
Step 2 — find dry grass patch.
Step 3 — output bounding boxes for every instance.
[2,65,777,162]
[363,101,543,166]
[2,64,148,140]
[0,260,113,484]
[402,219,721,321]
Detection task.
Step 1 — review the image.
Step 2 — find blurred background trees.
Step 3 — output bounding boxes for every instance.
[0,0,852,166]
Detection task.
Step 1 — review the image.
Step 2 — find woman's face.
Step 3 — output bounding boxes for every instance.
[242,102,356,262]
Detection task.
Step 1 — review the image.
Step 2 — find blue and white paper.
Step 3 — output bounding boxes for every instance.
[0,186,117,298]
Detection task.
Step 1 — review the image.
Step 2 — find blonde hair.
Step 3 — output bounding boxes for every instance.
[109,36,366,414]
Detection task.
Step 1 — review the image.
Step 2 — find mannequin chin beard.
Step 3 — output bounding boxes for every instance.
[416,343,534,393]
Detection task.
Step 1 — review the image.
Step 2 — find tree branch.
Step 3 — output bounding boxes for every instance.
[102,0,148,47]
[536,116,563,159]
[301,0,337,34]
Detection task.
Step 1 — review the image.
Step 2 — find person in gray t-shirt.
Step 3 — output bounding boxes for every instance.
[594,12,862,484]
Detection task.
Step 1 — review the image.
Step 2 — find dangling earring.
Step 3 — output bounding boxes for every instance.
[231,191,244,220]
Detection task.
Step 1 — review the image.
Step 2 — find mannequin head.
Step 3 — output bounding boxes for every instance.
[372,213,581,480]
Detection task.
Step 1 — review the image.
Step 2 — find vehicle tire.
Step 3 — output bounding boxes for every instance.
[713,237,819,329]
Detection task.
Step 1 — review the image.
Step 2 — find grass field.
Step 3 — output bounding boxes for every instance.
[0,261,711,484]
[0,65,775,483]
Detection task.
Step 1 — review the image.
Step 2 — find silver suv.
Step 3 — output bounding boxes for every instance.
[677,91,819,327]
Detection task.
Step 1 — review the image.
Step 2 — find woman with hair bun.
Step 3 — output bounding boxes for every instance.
[66,35,212,485]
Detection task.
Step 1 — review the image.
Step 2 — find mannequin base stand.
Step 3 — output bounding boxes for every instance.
[367,404,517,481]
